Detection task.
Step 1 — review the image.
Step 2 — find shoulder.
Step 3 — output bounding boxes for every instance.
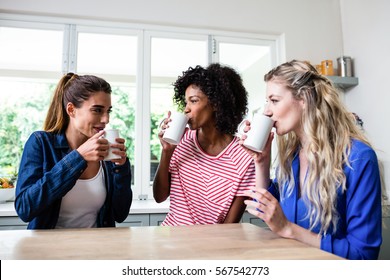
[182,128,196,142]
[229,137,252,155]
[227,137,254,166]
[26,131,51,144]
[175,129,196,149]
[27,131,59,142]
[349,139,378,162]
[25,131,68,149]
[344,139,380,178]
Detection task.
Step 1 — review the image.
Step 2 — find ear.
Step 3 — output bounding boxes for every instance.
[66,102,76,117]
[300,98,305,110]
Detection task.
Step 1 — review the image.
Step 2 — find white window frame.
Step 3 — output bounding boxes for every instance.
[0,13,284,201]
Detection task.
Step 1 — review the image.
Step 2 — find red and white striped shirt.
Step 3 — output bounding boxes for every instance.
[162,129,256,226]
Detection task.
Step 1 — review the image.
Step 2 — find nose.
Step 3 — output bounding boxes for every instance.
[184,104,190,114]
[101,112,110,124]
[263,103,272,118]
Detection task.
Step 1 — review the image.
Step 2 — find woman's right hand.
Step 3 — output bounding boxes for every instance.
[238,120,274,166]
[244,187,292,238]
[158,111,177,151]
[77,130,109,161]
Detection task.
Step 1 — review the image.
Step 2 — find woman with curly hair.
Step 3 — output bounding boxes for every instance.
[242,60,382,259]
[153,63,256,226]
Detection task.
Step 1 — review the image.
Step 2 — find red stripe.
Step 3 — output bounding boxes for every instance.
[163,130,256,226]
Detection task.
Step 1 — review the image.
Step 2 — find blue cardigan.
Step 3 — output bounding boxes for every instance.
[15,131,132,229]
[269,139,382,259]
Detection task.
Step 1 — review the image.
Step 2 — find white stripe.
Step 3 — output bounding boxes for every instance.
[163,130,256,226]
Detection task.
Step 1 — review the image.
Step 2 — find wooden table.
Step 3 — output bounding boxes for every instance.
[0,223,342,260]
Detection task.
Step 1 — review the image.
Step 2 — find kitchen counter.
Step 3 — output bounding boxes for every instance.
[0,199,170,217]
[0,223,342,260]
[0,200,170,229]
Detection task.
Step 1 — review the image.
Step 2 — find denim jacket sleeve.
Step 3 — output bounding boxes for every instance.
[99,159,132,226]
[15,132,87,222]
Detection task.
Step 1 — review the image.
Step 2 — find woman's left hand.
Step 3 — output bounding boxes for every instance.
[110,137,127,165]
[244,187,292,238]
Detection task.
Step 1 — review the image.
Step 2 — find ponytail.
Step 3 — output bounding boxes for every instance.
[44,73,76,133]
[43,73,111,133]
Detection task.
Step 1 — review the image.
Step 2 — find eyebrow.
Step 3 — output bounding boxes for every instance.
[91,105,112,110]
[266,94,274,99]
[267,94,281,99]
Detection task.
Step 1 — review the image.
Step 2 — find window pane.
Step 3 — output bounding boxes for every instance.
[0,27,63,71]
[0,26,63,178]
[77,32,137,185]
[218,41,277,173]
[77,33,137,75]
[150,37,207,184]
[218,42,271,115]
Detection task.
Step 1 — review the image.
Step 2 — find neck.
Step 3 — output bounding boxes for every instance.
[65,126,88,150]
[197,128,233,156]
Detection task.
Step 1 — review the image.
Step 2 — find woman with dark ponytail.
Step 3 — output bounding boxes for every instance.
[15,73,132,229]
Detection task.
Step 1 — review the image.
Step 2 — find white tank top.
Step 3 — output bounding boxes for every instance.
[56,164,107,228]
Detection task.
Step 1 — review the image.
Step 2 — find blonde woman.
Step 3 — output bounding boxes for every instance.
[242,60,382,259]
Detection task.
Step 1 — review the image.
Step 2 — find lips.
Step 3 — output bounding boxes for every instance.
[94,127,105,133]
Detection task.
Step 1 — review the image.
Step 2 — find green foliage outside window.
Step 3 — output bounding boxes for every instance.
[0,84,163,179]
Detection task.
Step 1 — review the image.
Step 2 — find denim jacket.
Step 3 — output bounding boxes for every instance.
[15,131,132,229]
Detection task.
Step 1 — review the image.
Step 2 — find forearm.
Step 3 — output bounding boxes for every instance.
[254,160,271,190]
[224,196,247,223]
[110,159,133,222]
[282,222,321,248]
[152,150,174,203]
[15,150,86,222]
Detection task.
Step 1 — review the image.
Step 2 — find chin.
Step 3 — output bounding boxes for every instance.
[274,128,283,136]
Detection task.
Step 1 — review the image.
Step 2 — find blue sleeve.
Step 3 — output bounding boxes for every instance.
[106,159,133,223]
[15,133,87,222]
[320,147,382,259]
[268,179,280,201]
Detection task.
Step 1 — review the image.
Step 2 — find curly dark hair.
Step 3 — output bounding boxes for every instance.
[173,63,248,135]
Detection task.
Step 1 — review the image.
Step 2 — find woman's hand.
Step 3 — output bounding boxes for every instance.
[244,187,292,239]
[77,130,109,161]
[158,111,178,151]
[76,130,127,165]
[109,137,127,165]
[238,120,274,165]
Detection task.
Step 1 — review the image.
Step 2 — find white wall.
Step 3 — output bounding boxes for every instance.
[1,0,388,196]
[340,0,390,198]
[0,0,343,63]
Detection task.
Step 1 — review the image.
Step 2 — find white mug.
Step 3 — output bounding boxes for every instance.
[103,129,121,161]
[162,111,188,145]
[241,114,274,152]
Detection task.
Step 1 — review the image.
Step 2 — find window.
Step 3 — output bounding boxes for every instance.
[213,36,275,116]
[0,24,64,178]
[75,27,139,194]
[0,17,280,199]
[146,33,208,198]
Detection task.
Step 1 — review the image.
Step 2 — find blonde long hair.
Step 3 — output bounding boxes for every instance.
[265,60,370,234]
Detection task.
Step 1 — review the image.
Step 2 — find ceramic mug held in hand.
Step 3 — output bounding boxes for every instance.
[241,114,274,153]
[162,111,188,145]
[103,129,121,160]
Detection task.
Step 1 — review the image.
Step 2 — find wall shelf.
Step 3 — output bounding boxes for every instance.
[327,76,359,90]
